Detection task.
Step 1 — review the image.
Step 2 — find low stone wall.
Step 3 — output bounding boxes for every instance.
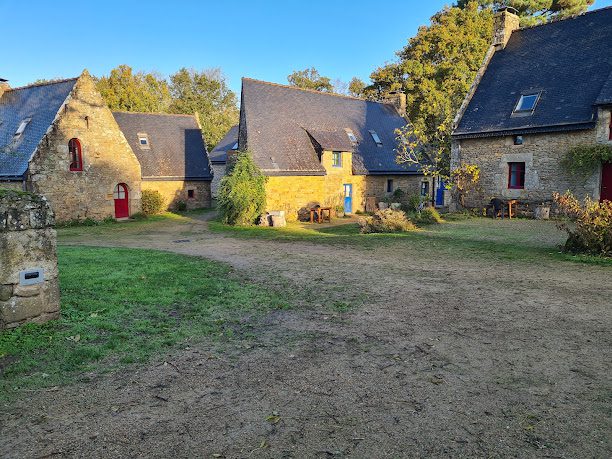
[141,180,211,210]
[0,190,60,329]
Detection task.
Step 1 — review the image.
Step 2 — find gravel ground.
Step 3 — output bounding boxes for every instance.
[1,215,610,458]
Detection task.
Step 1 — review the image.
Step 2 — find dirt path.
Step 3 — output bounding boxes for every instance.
[2,216,611,458]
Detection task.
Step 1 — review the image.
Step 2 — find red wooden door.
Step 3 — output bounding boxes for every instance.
[113,183,129,218]
[601,163,612,202]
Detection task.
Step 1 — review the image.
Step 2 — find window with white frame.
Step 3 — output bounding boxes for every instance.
[137,133,150,149]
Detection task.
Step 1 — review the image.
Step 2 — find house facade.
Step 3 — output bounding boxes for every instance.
[237,78,430,220]
[112,112,212,210]
[451,7,612,209]
[0,71,214,221]
[209,124,238,198]
[0,71,142,221]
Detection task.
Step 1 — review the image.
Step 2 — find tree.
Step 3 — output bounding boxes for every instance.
[287,68,333,92]
[456,0,594,25]
[217,151,267,226]
[449,163,481,208]
[348,77,367,98]
[168,68,239,148]
[378,0,592,177]
[96,65,171,113]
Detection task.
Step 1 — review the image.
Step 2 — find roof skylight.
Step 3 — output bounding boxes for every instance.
[137,133,150,149]
[345,128,357,144]
[14,118,31,138]
[514,93,540,114]
[231,142,238,150]
[369,130,382,146]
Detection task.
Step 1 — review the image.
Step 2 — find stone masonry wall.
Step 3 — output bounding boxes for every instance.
[452,128,602,208]
[0,190,60,329]
[26,71,142,222]
[141,180,211,210]
[210,164,226,198]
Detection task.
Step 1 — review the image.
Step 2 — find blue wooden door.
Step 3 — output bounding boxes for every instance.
[435,180,445,206]
[343,184,352,213]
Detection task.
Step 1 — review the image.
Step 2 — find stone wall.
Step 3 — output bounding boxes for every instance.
[265,171,428,221]
[0,190,60,329]
[26,71,142,222]
[0,181,24,191]
[141,180,211,210]
[451,127,603,208]
[211,164,226,198]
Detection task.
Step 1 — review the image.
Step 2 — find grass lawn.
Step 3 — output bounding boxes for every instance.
[0,246,288,400]
[209,217,612,266]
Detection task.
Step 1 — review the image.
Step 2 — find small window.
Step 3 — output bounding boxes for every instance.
[137,133,150,149]
[369,130,382,146]
[345,129,357,144]
[508,162,525,189]
[332,151,342,167]
[608,113,612,141]
[187,189,195,199]
[514,135,523,145]
[231,142,238,150]
[514,93,540,113]
[421,181,430,197]
[14,118,31,138]
[68,138,83,171]
[386,179,393,193]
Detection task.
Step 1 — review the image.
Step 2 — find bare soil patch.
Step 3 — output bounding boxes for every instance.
[1,215,610,458]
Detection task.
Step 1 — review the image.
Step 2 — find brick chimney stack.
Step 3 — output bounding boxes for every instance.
[493,7,520,50]
[383,91,407,118]
[0,78,9,98]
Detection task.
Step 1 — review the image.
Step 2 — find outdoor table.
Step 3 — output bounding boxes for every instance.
[310,207,332,223]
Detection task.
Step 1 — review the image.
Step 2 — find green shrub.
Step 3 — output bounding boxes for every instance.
[553,191,612,257]
[359,209,417,234]
[402,193,424,213]
[217,151,267,226]
[141,189,165,215]
[414,206,443,224]
[561,144,612,177]
[175,200,187,211]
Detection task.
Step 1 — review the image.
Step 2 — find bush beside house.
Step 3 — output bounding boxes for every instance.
[217,152,267,226]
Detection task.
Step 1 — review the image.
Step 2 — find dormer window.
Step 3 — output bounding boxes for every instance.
[513,93,540,114]
[369,130,382,146]
[137,133,150,149]
[345,129,357,144]
[14,118,31,138]
[332,151,342,168]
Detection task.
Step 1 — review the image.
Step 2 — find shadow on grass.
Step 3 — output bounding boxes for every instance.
[208,219,612,267]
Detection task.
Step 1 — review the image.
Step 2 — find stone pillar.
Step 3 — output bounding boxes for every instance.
[493,7,520,50]
[0,190,60,329]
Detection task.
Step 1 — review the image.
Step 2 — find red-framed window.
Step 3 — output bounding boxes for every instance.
[69,138,83,171]
[508,162,525,189]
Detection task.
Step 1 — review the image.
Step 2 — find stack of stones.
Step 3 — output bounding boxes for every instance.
[0,190,60,329]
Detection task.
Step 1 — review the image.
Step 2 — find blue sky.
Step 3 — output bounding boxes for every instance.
[3,0,611,94]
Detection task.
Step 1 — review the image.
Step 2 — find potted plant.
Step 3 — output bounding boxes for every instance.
[335,204,345,218]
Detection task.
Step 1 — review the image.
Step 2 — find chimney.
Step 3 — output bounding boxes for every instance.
[383,91,407,118]
[0,78,9,98]
[493,7,520,50]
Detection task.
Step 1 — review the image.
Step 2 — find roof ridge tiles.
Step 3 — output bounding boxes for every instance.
[242,77,394,106]
[111,110,197,118]
[6,77,78,92]
[513,5,612,34]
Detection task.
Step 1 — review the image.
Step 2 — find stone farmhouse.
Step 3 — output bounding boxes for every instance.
[209,124,238,198]
[113,112,212,210]
[235,78,431,220]
[452,7,612,209]
[0,71,212,221]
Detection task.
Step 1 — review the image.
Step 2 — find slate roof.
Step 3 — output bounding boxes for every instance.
[112,112,212,181]
[0,79,77,179]
[239,78,418,175]
[209,124,238,164]
[454,7,612,139]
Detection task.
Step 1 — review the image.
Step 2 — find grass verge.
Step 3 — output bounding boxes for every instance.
[0,246,288,400]
[209,218,612,266]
